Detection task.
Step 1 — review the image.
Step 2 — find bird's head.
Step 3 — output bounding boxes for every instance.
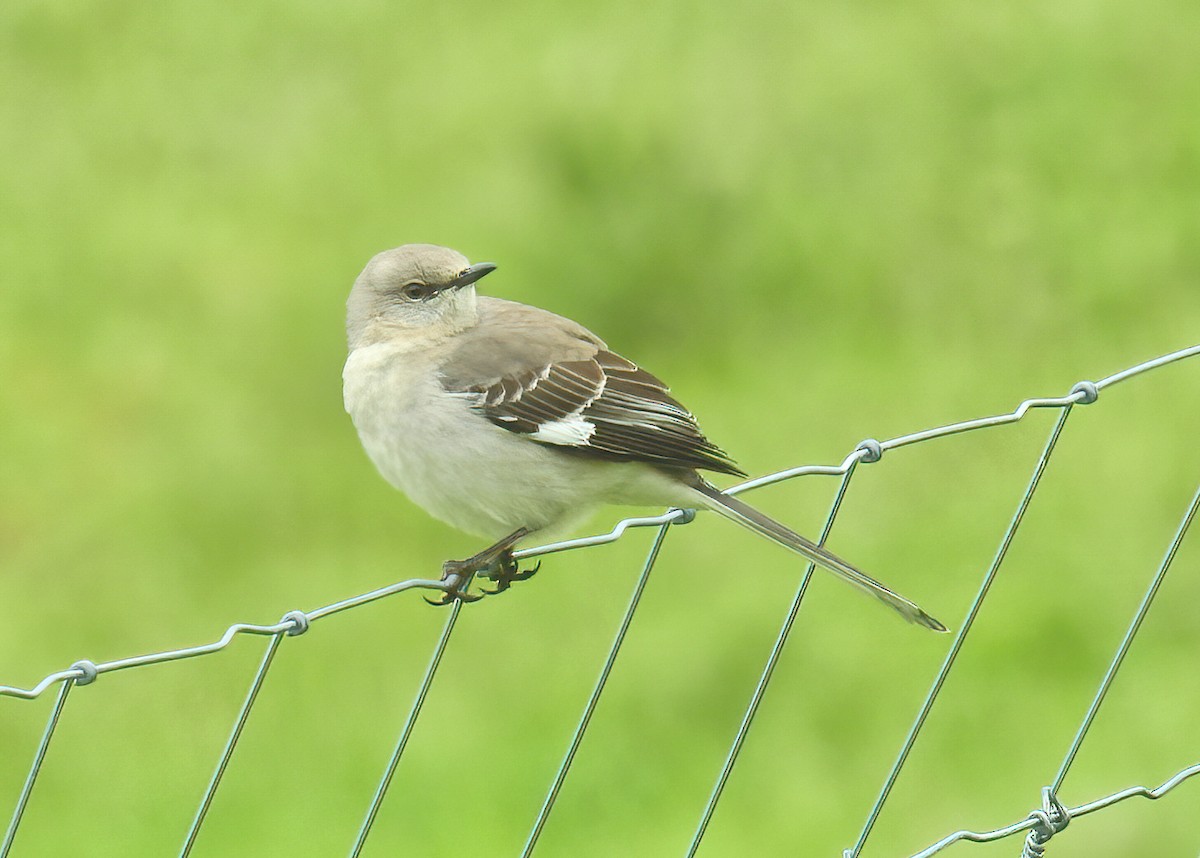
[346,244,497,348]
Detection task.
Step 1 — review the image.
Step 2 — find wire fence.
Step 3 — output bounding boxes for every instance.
[3,343,1199,857]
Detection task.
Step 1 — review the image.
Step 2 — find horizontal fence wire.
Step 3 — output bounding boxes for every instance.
[1,343,1198,858]
[910,762,1200,858]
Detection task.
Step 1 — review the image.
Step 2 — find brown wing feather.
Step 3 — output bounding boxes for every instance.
[447,348,743,476]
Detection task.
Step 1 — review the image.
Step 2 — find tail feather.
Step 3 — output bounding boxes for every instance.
[689,480,947,632]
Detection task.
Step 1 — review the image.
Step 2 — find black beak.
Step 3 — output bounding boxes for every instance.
[451,262,497,290]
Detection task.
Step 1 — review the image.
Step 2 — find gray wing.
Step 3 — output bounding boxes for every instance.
[438,298,744,476]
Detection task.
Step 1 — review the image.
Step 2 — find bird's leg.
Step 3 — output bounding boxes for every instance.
[426,528,534,606]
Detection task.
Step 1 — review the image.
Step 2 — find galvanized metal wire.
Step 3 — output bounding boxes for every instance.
[846,405,1076,858]
[350,598,465,857]
[522,517,677,856]
[1,679,73,858]
[686,463,860,857]
[179,630,287,857]
[2,343,1198,857]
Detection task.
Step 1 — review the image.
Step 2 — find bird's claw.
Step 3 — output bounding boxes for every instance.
[480,561,541,596]
[425,569,484,606]
[424,588,484,606]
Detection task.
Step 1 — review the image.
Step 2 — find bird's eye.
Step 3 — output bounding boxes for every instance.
[400,282,429,301]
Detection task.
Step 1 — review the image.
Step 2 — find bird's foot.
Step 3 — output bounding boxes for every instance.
[424,562,485,606]
[479,557,541,595]
[425,528,532,606]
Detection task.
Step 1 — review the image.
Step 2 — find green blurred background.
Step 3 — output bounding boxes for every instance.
[2,0,1199,855]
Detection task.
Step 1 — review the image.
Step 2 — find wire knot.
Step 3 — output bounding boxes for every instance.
[70,659,99,686]
[669,507,697,525]
[282,610,310,637]
[855,438,884,464]
[1021,787,1070,857]
[1069,380,1099,404]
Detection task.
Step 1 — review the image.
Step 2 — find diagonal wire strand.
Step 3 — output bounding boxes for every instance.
[179,627,291,856]
[845,404,1075,858]
[1049,480,1200,795]
[520,520,675,857]
[349,597,464,858]
[1,678,74,857]
[684,461,861,857]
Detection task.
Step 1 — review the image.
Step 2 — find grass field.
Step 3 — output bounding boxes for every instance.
[2,1,1200,855]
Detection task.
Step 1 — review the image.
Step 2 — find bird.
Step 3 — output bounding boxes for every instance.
[342,244,945,631]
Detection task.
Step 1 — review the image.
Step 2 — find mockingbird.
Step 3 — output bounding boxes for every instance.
[343,244,945,631]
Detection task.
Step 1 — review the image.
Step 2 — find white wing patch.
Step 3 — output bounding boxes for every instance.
[528,370,603,445]
[529,412,597,446]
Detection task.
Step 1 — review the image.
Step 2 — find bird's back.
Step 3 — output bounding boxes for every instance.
[436,297,605,390]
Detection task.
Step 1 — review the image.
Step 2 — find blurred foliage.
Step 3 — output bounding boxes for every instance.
[2,0,1199,855]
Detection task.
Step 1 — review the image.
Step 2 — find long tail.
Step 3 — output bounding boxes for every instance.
[688,480,946,632]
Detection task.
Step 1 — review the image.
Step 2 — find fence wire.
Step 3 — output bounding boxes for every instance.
[2,343,1199,857]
